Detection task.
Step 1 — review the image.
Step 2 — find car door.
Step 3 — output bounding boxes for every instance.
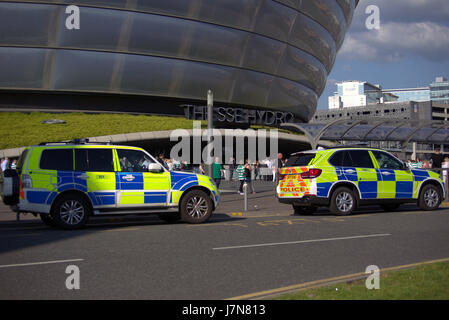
[74,148,117,208]
[347,150,378,199]
[115,148,170,207]
[371,150,413,199]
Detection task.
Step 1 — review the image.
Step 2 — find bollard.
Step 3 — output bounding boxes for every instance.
[243,182,248,212]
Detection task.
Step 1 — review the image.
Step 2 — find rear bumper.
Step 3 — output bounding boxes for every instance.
[277,195,329,207]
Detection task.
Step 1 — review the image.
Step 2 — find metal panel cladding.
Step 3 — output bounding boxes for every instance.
[0,0,357,122]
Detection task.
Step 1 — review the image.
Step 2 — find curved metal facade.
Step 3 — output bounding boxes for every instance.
[0,0,357,122]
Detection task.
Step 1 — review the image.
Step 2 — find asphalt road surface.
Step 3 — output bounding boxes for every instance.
[0,191,448,299]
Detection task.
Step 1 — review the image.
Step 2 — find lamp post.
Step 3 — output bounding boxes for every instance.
[207,90,213,177]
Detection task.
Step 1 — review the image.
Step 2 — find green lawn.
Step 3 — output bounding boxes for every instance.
[275,261,449,300]
[0,112,206,150]
[0,112,302,150]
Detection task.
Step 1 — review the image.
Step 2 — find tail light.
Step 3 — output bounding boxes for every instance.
[300,169,322,179]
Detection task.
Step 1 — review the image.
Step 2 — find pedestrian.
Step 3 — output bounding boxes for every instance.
[442,157,449,188]
[430,148,444,169]
[11,159,17,170]
[212,157,223,189]
[236,162,246,195]
[244,160,255,194]
[229,157,236,181]
[422,160,431,169]
[254,160,260,180]
[1,157,9,172]
[276,153,284,183]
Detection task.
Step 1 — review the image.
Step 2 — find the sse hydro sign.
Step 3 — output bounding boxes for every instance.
[183,105,295,126]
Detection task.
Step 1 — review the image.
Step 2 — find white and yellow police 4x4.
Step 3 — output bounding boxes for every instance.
[0,140,219,229]
[277,147,445,216]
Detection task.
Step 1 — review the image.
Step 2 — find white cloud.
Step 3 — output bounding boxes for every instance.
[339,21,449,62]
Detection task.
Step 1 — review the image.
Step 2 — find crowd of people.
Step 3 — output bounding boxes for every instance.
[0,157,17,172]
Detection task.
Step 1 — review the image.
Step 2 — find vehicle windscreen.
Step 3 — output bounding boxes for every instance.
[285,153,316,167]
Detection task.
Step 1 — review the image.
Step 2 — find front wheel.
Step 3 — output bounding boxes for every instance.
[418,184,441,211]
[330,187,356,216]
[52,194,91,229]
[180,190,213,224]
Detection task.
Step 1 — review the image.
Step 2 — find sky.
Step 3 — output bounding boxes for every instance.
[317,0,449,110]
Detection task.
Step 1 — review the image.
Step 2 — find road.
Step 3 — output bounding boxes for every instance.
[0,191,448,299]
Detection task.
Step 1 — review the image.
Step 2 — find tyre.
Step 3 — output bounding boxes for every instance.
[40,213,57,227]
[180,190,213,224]
[380,204,401,212]
[52,194,91,229]
[330,187,356,216]
[418,184,441,211]
[292,205,317,215]
[158,212,181,223]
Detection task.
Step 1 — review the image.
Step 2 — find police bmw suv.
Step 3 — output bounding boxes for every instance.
[277,147,445,215]
[1,140,219,229]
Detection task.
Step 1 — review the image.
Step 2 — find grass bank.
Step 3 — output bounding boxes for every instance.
[0,112,206,150]
[275,261,449,300]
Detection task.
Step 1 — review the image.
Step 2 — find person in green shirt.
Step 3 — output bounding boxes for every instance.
[212,157,223,189]
[236,162,246,195]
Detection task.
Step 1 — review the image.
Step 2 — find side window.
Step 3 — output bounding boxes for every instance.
[116,149,155,172]
[75,149,114,172]
[348,150,374,168]
[372,151,403,170]
[329,151,353,167]
[40,149,73,171]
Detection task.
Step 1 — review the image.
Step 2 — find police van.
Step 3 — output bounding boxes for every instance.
[277,147,445,215]
[0,140,219,229]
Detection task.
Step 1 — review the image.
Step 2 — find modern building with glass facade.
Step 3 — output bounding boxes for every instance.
[0,0,358,123]
[430,76,449,105]
[382,87,430,103]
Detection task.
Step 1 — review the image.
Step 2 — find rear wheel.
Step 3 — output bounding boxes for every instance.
[292,205,317,215]
[418,184,441,211]
[180,190,212,224]
[330,187,356,216]
[52,194,91,229]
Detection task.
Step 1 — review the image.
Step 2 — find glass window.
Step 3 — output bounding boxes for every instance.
[40,149,73,171]
[285,153,316,167]
[16,149,30,174]
[328,150,353,167]
[116,149,155,172]
[75,149,114,172]
[371,151,403,170]
[348,150,374,168]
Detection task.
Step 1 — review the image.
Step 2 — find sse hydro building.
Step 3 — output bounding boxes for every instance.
[0,0,358,125]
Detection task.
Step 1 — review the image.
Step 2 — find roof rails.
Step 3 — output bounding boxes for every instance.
[39,139,111,146]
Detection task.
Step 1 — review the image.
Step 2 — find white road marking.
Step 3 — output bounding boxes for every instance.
[213,233,392,250]
[0,259,84,269]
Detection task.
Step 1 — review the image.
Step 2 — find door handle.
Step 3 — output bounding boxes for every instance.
[383,172,393,175]
[345,169,356,173]
[76,174,89,180]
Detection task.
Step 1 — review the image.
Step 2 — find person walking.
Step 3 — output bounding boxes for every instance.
[236,162,246,195]
[430,148,444,169]
[244,160,255,194]
[212,157,223,190]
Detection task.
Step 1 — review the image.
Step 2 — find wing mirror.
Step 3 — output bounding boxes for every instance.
[148,163,163,173]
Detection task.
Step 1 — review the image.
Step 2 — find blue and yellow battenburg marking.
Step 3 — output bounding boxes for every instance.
[278,148,442,201]
[25,170,218,207]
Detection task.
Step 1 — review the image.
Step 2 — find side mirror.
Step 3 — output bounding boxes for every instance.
[148,163,163,173]
[403,162,411,170]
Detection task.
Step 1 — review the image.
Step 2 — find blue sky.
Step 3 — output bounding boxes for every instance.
[317,0,449,109]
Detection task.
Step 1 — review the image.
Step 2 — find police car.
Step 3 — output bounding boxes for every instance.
[277,147,445,215]
[0,140,219,229]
